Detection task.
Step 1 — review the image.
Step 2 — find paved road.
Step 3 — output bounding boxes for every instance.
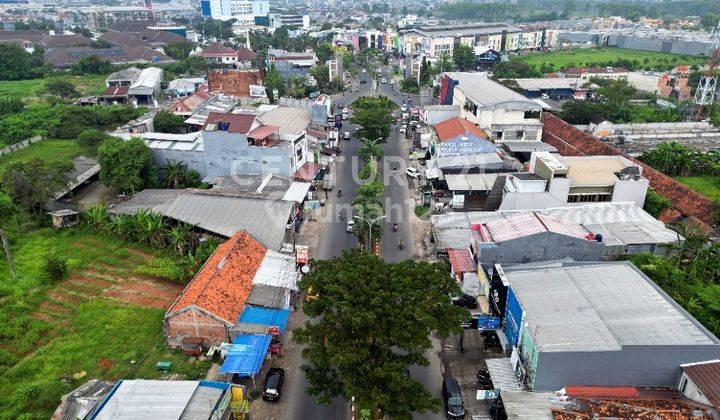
[284,72,443,420]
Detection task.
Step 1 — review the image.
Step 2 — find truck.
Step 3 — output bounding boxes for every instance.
[322,171,334,191]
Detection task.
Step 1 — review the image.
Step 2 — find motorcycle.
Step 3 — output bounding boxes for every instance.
[392,223,398,232]
[338,211,343,221]
[398,240,404,250]
[337,189,342,197]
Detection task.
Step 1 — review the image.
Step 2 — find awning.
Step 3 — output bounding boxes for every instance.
[219,334,272,376]
[238,306,291,333]
[282,181,312,202]
[248,124,279,140]
[445,173,498,192]
[448,248,477,274]
[292,162,322,181]
[485,358,523,391]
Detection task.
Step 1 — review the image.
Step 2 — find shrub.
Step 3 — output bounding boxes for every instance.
[42,252,68,283]
[643,190,671,218]
[133,257,192,283]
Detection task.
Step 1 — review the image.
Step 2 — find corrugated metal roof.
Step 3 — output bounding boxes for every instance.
[238,306,291,333]
[179,385,225,420]
[246,284,291,309]
[219,334,272,376]
[444,73,542,111]
[253,250,299,290]
[92,380,199,420]
[506,262,716,352]
[445,173,498,192]
[499,390,555,419]
[282,181,311,202]
[485,358,522,391]
[448,249,477,274]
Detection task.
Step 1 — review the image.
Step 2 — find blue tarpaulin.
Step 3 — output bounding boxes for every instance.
[219,334,272,376]
[238,306,291,334]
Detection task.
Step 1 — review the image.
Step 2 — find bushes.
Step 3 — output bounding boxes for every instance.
[42,252,68,283]
[77,128,108,155]
[643,190,671,218]
[134,257,193,283]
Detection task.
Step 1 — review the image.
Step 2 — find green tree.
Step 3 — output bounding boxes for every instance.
[70,25,93,38]
[161,159,201,189]
[295,249,468,418]
[453,44,476,71]
[153,110,186,134]
[1,158,73,213]
[271,26,290,49]
[98,137,158,194]
[314,42,334,62]
[700,13,718,31]
[46,79,80,102]
[0,44,34,80]
[643,190,671,218]
[77,128,108,155]
[264,64,285,103]
[350,96,397,143]
[164,41,195,60]
[71,55,112,75]
[311,64,331,91]
[491,60,542,78]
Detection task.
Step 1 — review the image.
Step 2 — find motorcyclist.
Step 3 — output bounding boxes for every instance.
[398,240,404,249]
[393,222,398,232]
[337,188,342,197]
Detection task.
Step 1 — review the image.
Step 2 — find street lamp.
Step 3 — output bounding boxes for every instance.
[354,214,386,252]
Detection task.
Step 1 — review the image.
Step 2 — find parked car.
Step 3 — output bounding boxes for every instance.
[390,78,396,85]
[381,78,387,84]
[452,293,478,309]
[442,377,465,419]
[406,167,420,178]
[346,220,355,233]
[343,131,351,140]
[362,69,367,73]
[361,79,367,84]
[263,368,285,401]
[399,127,407,134]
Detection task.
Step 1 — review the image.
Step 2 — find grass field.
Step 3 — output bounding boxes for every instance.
[0,75,107,101]
[517,47,706,72]
[0,139,83,176]
[674,175,720,201]
[0,227,210,418]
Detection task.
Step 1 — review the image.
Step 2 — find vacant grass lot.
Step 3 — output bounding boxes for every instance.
[518,47,706,72]
[0,227,210,419]
[674,175,720,201]
[0,74,107,100]
[0,139,83,176]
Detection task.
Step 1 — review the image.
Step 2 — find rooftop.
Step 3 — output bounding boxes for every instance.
[505,261,718,352]
[511,77,587,91]
[444,73,542,111]
[556,155,640,187]
[681,360,720,409]
[434,116,489,142]
[403,22,522,38]
[167,231,266,325]
[259,107,311,134]
[209,173,310,202]
[447,248,477,274]
[478,212,590,243]
[204,112,258,134]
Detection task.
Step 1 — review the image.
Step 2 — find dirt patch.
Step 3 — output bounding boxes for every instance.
[105,289,168,310]
[79,270,122,284]
[97,357,113,370]
[29,311,72,329]
[71,276,117,289]
[124,280,183,302]
[39,301,71,314]
[125,248,154,260]
[60,281,101,298]
[46,290,81,304]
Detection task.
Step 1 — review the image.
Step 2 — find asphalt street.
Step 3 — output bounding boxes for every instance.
[284,70,444,420]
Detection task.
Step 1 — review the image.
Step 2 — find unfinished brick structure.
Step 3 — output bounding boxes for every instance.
[206,69,263,98]
[541,113,716,228]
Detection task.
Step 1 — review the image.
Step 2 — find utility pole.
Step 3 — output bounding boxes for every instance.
[0,229,16,281]
[689,18,720,121]
[354,215,386,252]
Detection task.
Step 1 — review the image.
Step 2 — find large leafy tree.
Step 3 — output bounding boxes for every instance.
[71,55,112,75]
[352,181,385,247]
[164,41,195,60]
[264,64,285,103]
[98,137,158,194]
[46,79,79,102]
[1,158,73,213]
[77,128,108,155]
[295,250,468,418]
[350,96,396,143]
[453,44,476,72]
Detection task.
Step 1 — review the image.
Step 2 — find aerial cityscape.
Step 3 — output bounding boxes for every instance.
[0,0,719,418]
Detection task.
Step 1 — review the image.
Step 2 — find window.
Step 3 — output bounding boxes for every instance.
[493,131,502,140]
[516,130,524,139]
[680,377,688,393]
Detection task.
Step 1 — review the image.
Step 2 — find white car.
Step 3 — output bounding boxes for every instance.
[362,69,367,74]
[343,131,351,140]
[406,167,420,178]
[390,79,396,85]
[342,107,348,114]
[381,78,386,84]
[399,126,407,134]
[346,220,355,233]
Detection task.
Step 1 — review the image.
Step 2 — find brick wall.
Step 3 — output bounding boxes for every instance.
[164,307,231,347]
[541,113,716,227]
[207,69,263,98]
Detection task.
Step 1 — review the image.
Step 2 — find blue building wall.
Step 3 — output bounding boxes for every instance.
[504,286,523,347]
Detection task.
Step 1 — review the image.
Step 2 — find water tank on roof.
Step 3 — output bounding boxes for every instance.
[218,121,230,131]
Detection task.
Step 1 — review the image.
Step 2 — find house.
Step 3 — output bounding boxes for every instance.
[511,78,589,101]
[489,152,649,211]
[99,28,186,49]
[105,67,142,87]
[562,66,631,82]
[127,67,163,107]
[43,46,173,68]
[267,48,317,80]
[87,380,234,419]
[434,116,489,143]
[678,360,720,411]
[206,69,264,103]
[201,42,256,68]
[52,379,116,420]
[431,202,681,258]
[166,77,206,97]
[164,231,298,346]
[439,73,544,143]
[494,261,720,391]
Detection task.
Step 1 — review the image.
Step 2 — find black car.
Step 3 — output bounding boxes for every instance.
[442,377,465,418]
[262,368,285,401]
[452,293,478,309]
[360,79,367,84]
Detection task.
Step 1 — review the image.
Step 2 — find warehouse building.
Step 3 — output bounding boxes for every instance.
[498,261,720,391]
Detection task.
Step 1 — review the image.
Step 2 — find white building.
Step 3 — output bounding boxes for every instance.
[127,67,163,108]
[493,152,649,211]
[269,13,310,30]
[439,72,543,142]
[202,0,268,22]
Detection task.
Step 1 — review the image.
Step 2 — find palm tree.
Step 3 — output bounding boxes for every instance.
[169,223,194,256]
[162,159,189,189]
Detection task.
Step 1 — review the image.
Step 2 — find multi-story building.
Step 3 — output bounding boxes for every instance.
[201,0,268,23]
[399,23,557,59]
[268,12,310,30]
[439,72,543,143]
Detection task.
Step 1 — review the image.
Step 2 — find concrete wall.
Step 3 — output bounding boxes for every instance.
[612,178,648,207]
[533,344,720,391]
[151,148,208,179]
[203,130,295,178]
[476,232,604,264]
[165,308,231,347]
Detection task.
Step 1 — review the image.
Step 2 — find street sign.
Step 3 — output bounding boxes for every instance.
[477,315,502,330]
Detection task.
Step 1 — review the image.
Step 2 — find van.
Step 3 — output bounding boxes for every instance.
[442,377,465,418]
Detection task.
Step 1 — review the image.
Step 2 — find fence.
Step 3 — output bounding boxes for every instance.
[0,136,43,157]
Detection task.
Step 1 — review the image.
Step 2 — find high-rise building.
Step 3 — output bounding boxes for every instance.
[201,0,269,23]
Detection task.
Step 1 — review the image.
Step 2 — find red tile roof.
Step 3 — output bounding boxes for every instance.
[204,112,257,134]
[167,231,267,325]
[434,117,488,142]
[206,69,264,98]
[247,124,279,139]
[683,360,720,409]
[237,46,257,62]
[541,113,716,228]
[202,42,237,58]
[447,249,477,274]
[292,162,321,181]
[172,88,212,114]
